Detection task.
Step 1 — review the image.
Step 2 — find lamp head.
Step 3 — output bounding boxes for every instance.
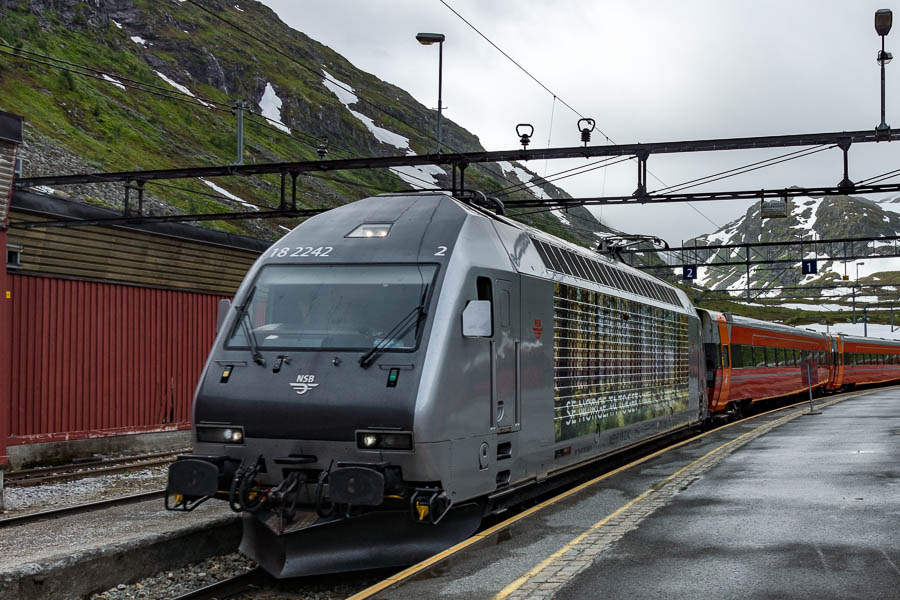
[876,9,893,37]
[416,32,445,45]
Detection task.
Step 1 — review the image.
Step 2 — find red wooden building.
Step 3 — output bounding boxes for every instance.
[0,121,267,466]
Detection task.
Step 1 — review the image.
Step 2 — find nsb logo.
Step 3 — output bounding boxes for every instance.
[290,374,319,395]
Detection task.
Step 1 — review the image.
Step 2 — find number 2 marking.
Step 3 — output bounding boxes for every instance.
[434,246,447,256]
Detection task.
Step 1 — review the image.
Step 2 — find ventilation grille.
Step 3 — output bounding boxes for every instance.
[531,238,681,307]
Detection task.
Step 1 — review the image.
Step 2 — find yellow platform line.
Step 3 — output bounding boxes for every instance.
[348,386,887,600]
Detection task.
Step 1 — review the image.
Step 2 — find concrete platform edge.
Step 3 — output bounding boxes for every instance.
[0,514,241,600]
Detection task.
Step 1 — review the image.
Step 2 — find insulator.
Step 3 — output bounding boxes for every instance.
[578,118,596,147]
[316,137,328,159]
[516,123,534,150]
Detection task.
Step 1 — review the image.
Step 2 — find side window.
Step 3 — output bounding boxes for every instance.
[722,345,730,369]
[731,345,742,368]
[742,345,753,368]
[753,346,766,367]
[476,276,494,337]
[765,346,777,367]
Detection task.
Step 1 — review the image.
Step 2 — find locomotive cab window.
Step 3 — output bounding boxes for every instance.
[226,264,437,351]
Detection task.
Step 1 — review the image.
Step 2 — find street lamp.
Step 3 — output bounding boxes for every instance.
[875,9,893,133]
[416,32,445,153]
[853,262,866,324]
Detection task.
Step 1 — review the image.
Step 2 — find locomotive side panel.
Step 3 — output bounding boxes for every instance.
[549,281,697,463]
[414,212,524,502]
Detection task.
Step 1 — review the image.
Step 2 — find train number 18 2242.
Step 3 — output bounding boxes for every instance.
[267,246,334,258]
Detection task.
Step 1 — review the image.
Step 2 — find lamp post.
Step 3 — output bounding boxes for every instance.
[416,32,445,153]
[875,9,893,133]
[853,262,865,324]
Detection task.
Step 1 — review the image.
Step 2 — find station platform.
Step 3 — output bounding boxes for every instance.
[354,386,900,600]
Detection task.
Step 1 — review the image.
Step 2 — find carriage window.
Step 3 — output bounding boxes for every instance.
[722,345,730,369]
[753,346,766,367]
[765,346,777,367]
[742,345,754,368]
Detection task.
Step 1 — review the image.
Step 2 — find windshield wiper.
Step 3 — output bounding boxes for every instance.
[359,302,426,369]
[235,286,265,366]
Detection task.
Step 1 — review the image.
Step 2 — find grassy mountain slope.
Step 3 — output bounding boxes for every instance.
[0,0,607,244]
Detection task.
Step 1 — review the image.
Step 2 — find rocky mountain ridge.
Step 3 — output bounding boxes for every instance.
[681,194,900,305]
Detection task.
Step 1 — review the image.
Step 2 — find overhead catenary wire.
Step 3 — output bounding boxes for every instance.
[437,0,609,139]
[649,145,836,196]
[435,0,724,229]
[0,47,232,112]
[496,156,630,198]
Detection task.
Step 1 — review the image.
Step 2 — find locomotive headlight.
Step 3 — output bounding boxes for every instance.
[356,431,413,451]
[197,425,245,444]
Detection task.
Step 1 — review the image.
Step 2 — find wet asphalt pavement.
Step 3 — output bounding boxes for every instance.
[559,388,900,600]
[373,388,900,599]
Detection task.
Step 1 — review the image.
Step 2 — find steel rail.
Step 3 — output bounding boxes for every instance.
[168,567,271,600]
[0,490,164,528]
[5,450,185,486]
[6,459,174,487]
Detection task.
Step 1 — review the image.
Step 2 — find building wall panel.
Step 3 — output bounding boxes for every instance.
[6,273,223,443]
[7,209,260,295]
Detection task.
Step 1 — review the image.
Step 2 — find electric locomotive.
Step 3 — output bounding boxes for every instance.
[166,191,707,577]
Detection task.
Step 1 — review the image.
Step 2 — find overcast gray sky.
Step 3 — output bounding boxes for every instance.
[264,0,900,244]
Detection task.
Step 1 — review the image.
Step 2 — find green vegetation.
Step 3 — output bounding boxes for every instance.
[0,0,602,243]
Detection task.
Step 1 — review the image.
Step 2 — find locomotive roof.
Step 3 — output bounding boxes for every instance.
[436,194,695,313]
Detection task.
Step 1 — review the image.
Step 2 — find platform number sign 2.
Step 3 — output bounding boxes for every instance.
[682,265,698,280]
[801,259,818,275]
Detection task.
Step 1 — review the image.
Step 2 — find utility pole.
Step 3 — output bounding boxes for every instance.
[234,100,245,166]
[864,305,868,337]
[852,286,857,324]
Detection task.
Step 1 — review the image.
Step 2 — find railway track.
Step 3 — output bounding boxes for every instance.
[0,490,164,528]
[4,449,186,487]
[171,567,272,600]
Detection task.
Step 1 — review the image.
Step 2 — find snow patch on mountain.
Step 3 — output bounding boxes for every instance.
[321,69,446,189]
[259,83,290,133]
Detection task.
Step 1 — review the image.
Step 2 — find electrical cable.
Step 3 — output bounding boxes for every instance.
[0,48,233,111]
[0,42,367,164]
[437,0,607,138]
[649,145,836,195]
[498,157,632,198]
[540,95,557,201]
[857,166,900,185]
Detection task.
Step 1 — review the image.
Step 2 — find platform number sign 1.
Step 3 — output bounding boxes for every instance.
[801,259,818,275]
[682,265,698,280]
